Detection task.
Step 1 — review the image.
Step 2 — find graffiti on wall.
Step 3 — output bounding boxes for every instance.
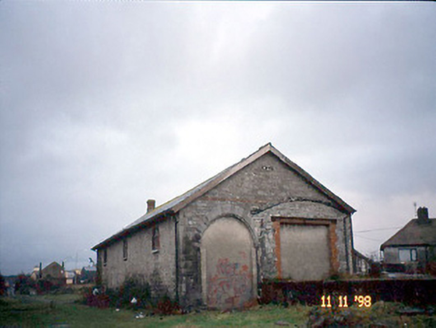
[207,252,252,308]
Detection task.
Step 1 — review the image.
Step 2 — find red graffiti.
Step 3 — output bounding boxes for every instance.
[208,257,252,308]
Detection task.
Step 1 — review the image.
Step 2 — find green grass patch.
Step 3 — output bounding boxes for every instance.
[0,296,307,327]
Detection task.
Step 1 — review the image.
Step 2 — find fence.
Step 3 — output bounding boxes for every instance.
[260,278,436,307]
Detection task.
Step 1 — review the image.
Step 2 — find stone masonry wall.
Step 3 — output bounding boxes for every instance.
[177,153,354,307]
[100,216,176,300]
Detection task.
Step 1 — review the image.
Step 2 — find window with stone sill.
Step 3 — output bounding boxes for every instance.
[152,226,160,252]
[123,239,128,261]
[103,249,107,266]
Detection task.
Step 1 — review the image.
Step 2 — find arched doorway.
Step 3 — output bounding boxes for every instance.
[201,217,256,309]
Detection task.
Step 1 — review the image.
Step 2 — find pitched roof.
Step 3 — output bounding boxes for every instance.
[43,261,62,270]
[92,143,355,250]
[353,249,373,263]
[380,218,436,249]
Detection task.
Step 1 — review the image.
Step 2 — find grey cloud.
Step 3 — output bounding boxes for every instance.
[1,2,435,274]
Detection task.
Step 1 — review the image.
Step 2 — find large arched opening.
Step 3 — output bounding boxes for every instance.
[201,217,256,309]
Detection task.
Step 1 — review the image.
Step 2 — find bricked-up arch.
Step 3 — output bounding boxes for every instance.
[201,217,256,309]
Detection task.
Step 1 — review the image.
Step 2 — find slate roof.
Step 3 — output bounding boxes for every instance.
[353,249,373,263]
[380,218,436,249]
[92,143,355,250]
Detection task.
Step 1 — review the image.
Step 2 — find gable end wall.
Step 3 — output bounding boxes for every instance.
[176,153,353,307]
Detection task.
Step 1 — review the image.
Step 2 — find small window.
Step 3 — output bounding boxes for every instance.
[123,239,128,261]
[152,226,160,252]
[103,249,107,266]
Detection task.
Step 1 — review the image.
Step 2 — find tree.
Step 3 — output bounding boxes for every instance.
[0,273,6,296]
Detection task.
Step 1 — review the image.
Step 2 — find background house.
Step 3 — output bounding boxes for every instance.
[93,143,356,309]
[353,249,373,275]
[381,207,436,274]
[30,262,66,285]
[65,271,77,285]
[30,265,41,281]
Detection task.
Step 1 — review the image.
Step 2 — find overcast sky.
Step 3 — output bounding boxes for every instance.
[1,2,435,276]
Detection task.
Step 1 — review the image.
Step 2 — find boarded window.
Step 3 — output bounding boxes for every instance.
[103,249,107,266]
[152,226,160,251]
[123,239,128,261]
[280,224,331,281]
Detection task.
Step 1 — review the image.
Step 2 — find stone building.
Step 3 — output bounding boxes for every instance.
[92,143,355,309]
[353,249,373,275]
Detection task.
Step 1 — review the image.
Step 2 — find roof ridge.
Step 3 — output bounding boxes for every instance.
[92,143,354,250]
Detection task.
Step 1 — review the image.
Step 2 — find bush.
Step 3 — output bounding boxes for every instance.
[426,261,436,276]
[156,294,180,315]
[118,277,152,309]
[0,274,6,296]
[82,287,110,308]
[85,277,152,310]
[84,278,180,315]
[15,274,35,295]
[369,262,382,278]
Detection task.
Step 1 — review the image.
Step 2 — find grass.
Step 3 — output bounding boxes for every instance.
[0,296,307,328]
[1,295,435,327]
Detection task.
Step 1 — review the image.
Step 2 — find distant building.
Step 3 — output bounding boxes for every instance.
[65,271,76,285]
[353,250,373,275]
[42,262,65,284]
[30,265,41,281]
[381,207,436,274]
[30,261,66,284]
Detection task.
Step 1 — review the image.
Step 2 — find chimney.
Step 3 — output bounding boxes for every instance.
[147,199,156,213]
[417,207,429,224]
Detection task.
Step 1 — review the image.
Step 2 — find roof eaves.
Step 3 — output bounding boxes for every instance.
[353,249,374,263]
[381,243,434,249]
[91,209,173,250]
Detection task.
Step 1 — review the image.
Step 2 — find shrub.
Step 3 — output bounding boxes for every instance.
[426,261,436,276]
[85,277,152,310]
[14,274,36,295]
[103,277,152,309]
[0,274,5,296]
[369,262,382,278]
[83,287,110,308]
[155,294,180,315]
[117,277,152,309]
[84,279,180,315]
